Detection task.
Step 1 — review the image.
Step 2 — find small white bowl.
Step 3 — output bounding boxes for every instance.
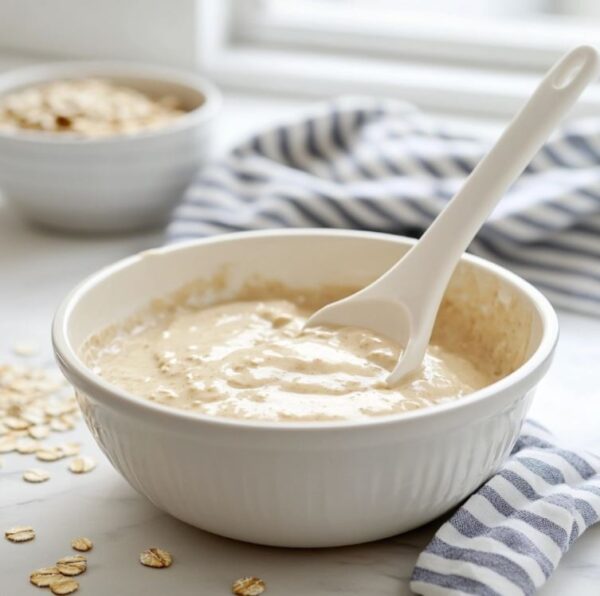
[0,61,221,232]
[52,230,558,547]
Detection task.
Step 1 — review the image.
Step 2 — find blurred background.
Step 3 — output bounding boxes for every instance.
[2,0,600,348]
[3,0,600,134]
[1,1,600,311]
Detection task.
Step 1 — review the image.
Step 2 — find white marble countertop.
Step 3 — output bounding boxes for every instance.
[1,96,600,595]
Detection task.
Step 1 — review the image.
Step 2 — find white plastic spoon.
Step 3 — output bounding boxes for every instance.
[305,45,600,386]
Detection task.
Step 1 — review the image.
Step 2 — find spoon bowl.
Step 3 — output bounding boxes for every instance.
[307,296,411,346]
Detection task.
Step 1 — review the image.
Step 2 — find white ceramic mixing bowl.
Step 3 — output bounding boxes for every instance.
[0,61,221,232]
[52,230,559,547]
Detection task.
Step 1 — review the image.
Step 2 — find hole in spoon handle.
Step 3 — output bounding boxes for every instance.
[552,45,599,90]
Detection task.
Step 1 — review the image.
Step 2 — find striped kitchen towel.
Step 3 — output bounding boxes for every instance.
[410,420,600,596]
[167,97,600,316]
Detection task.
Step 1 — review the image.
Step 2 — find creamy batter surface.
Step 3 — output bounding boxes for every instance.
[87,298,493,422]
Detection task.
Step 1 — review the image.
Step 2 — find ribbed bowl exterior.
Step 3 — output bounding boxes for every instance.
[74,385,535,547]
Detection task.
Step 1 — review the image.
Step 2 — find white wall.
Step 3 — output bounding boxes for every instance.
[0,0,199,67]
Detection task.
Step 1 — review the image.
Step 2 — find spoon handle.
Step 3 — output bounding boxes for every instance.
[394,45,599,295]
[380,45,599,384]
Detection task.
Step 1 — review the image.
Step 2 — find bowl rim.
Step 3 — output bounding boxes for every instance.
[0,60,222,145]
[52,229,559,432]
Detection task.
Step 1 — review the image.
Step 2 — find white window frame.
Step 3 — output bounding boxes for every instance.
[1,0,600,120]
[196,0,600,119]
[0,0,200,68]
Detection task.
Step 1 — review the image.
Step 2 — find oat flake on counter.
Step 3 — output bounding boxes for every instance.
[0,363,80,464]
[17,437,41,454]
[12,340,40,357]
[5,525,35,543]
[60,442,81,457]
[0,436,17,453]
[68,456,96,474]
[71,537,93,552]
[36,447,67,462]
[30,567,63,587]
[140,547,173,568]
[29,424,51,439]
[56,554,87,576]
[23,468,50,483]
[49,578,79,595]
[232,577,267,596]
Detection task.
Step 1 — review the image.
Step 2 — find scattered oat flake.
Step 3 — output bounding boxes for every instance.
[49,578,79,595]
[56,554,87,576]
[13,433,29,442]
[60,442,81,457]
[4,416,29,430]
[13,340,40,357]
[140,547,173,568]
[60,413,77,427]
[68,456,96,474]
[22,408,46,425]
[5,525,35,542]
[17,437,41,454]
[23,468,50,483]
[29,424,50,440]
[0,436,17,453]
[36,447,65,462]
[0,363,80,456]
[71,537,93,552]
[30,566,63,587]
[45,402,73,417]
[50,418,71,432]
[232,577,266,596]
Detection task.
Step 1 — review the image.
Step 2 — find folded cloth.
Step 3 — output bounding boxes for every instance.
[411,420,600,596]
[167,97,600,316]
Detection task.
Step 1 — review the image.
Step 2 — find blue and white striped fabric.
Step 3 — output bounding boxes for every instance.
[168,97,600,316]
[411,420,600,596]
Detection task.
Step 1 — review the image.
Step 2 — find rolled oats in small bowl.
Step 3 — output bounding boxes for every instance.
[0,62,221,232]
[0,78,187,138]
